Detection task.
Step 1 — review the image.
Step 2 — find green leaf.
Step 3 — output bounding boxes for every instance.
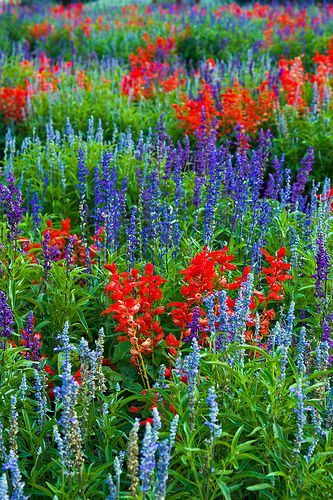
[246,483,273,491]
[112,341,131,363]
[216,479,231,500]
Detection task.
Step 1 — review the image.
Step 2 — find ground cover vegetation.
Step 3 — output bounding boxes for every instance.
[1,0,333,498]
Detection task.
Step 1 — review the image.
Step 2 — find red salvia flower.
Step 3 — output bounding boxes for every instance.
[102,263,166,363]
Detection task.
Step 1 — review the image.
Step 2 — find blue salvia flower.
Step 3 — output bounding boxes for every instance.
[3,450,27,500]
[296,327,307,376]
[64,236,75,276]
[203,157,223,248]
[205,386,222,440]
[279,301,295,379]
[264,173,276,199]
[77,148,89,201]
[290,378,310,455]
[65,117,75,145]
[154,364,167,398]
[91,328,107,394]
[106,474,117,500]
[77,148,90,269]
[53,425,65,461]
[289,226,298,269]
[53,322,84,476]
[248,150,263,215]
[304,438,319,463]
[19,374,28,402]
[128,206,138,269]
[281,168,291,208]
[113,453,124,499]
[184,338,200,429]
[152,407,162,445]
[139,409,161,494]
[216,290,230,352]
[0,422,6,463]
[326,383,333,428]
[154,439,171,500]
[136,130,144,161]
[0,474,9,500]
[96,119,103,143]
[0,290,14,340]
[144,168,162,259]
[20,312,34,354]
[93,164,102,226]
[57,154,66,194]
[314,340,329,371]
[139,422,156,493]
[231,273,254,349]
[78,333,104,430]
[172,157,186,256]
[160,203,171,262]
[314,232,330,304]
[291,147,314,204]
[0,172,24,243]
[41,230,60,279]
[87,116,95,143]
[101,158,120,255]
[173,353,183,383]
[270,321,282,352]
[30,191,42,233]
[193,175,204,209]
[309,407,326,439]
[42,172,49,208]
[169,413,179,449]
[9,395,18,453]
[95,328,107,392]
[34,369,47,429]
[184,306,200,343]
[154,413,179,500]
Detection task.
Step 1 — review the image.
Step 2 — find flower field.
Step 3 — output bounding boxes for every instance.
[1,0,333,498]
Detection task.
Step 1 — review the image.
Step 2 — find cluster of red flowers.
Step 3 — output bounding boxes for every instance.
[168,247,243,344]
[215,2,270,19]
[252,247,293,339]
[46,2,109,37]
[49,2,84,19]
[264,9,308,46]
[114,4,155,28]
[102,262,166,365]
[174,78,277,136]
[20,218,101,266]
[25,53,63,93]
[0,54,92,123]
[102,246,293,364]
[28,22,54,40]
[168,246,292,346]
[121,34,184,100]
[278,56,307,111]
[278,39,333,112]
[215,3,311,46]
[310,37,333,103]
[220,79,277,134]
[0,86,30,123]
[174,35,333,136]
[173,81,219,134]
